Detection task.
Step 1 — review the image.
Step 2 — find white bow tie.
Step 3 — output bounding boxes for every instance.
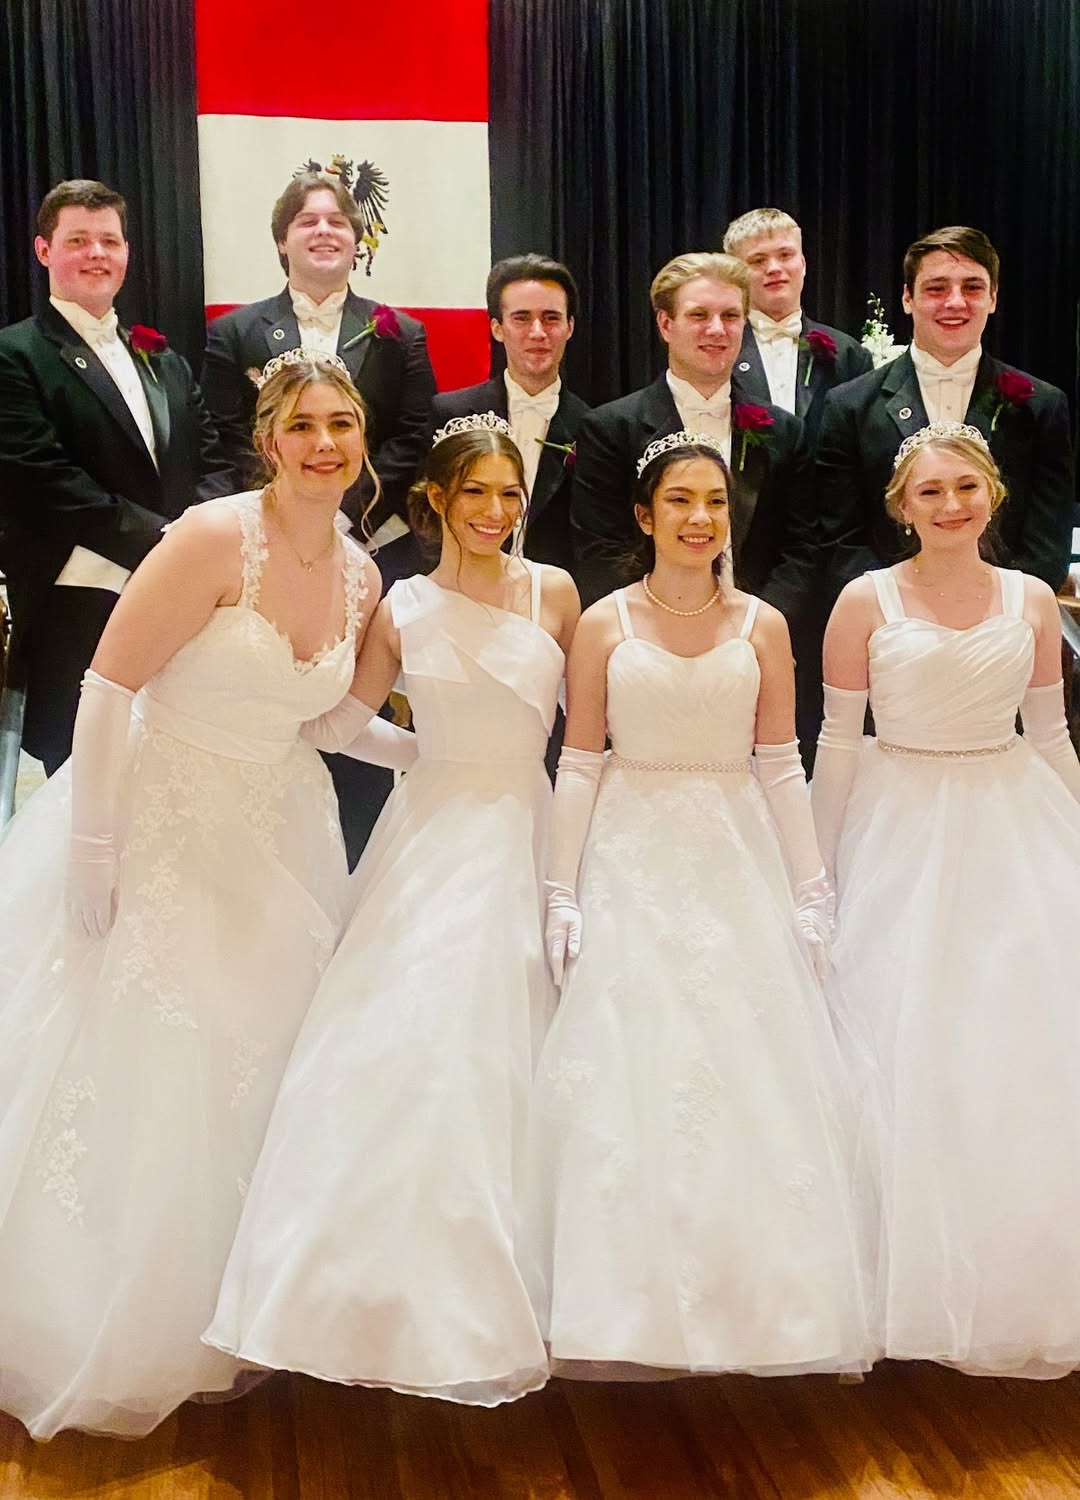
[748,309,802,343]
[509,389,560,421]
[82,309,120,345]
[291,288,346,335]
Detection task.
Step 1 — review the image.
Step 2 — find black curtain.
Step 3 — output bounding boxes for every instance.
[490,0,1080,415]
[0,0,206,364]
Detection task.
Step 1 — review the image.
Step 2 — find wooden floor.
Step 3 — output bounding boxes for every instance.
[2,1363,1080,1498]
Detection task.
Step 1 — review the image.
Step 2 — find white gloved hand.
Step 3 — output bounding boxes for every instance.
[544,747,604,986]
[66,670,134,939]
[754,740,834,982]
[810,685,868,881]
[300,693,418,771]
[1021,681,1080,801]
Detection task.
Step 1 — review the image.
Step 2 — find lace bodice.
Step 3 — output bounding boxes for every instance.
[136,492,367,762]
[390,566,564,763]
[868,568,1034,752]
[605,590,761,763]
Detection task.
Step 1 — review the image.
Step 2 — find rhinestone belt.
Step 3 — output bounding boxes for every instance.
[610,754,752,773]
[877,737,1017,760]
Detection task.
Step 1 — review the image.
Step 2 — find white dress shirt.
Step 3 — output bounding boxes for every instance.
[289,285,347,356]
[748,307,802,414]
[665,371,732,463]
[909,342,982,424]
[504,371,562,495]
[51,296,157,467]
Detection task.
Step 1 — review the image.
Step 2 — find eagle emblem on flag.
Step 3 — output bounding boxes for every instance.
[298,154,390,275]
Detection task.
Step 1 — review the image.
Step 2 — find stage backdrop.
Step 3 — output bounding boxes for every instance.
[194,0,492,391]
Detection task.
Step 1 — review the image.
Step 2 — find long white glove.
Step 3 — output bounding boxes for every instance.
[754,739,833,982]
[67,669,135,939]
[300,694,418,772]
[810,684,868,882]
[1021,681,1080,801]
[544,747,604,985]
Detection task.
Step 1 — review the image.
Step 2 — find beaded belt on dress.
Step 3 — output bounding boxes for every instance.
[877,736,1017,760]
[610,753,752,773]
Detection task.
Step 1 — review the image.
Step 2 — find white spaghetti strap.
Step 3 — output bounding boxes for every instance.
[613,588,634,639]
[999,568,1025,619]
[739,596,761,639]
[527,560,542,624]
[871,568,905,624]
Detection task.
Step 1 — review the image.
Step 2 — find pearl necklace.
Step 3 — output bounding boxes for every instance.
[909,561,993,604]
[642,572,722,616]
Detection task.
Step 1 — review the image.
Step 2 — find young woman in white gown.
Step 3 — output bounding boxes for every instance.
[814,421,1080,1378]
[205,415,580,1405]
[0,351,401,1439]
[525,433,871,1379]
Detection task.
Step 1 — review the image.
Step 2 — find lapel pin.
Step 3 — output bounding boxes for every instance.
[737,361,750,373]
[898,406,912,420]
[273,328,285,341]
[75,356,88,369]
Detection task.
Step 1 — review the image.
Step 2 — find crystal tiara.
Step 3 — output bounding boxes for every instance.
[255,348,350,389]
[893,421,990,469]
[636,430,728,477]
[431,411,514,446]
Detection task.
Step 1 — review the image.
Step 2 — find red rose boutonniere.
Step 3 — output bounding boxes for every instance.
[537,438,576,470]
[343,303,401,351]
[128,324,167,383]
[800,328,838,386]
[732,403,774,471]
[991,370,1035,431]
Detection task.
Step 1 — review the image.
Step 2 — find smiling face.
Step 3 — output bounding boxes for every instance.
[895,443,996,553]
[277,186,357,292]
[657,276,745,393]
[903,250,997,365]
[635,455,730,567]
[35,205,128,318]
[736,229,806,321]
[492,278,574,390]
[434,451,525,558]
[264,377,367,498]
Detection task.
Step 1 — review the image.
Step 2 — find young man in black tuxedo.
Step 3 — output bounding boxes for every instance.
[571,253,818,657]
[0,179,232,773]
[201,169,436,590]
[429,254,589,574]
[818,225,1075,597]
[201,170,438,865]
[723,208,872,442]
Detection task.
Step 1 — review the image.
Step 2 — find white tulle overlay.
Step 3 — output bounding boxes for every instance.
[205,567,562,1405]
[0,493,364,1438]
[524,591,872,1379]
[829,567,1080,1378]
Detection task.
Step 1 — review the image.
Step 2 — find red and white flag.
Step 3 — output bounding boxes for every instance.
[195,0,491,391]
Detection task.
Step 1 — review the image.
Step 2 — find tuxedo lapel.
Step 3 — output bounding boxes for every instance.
[638,374,683,442]
[727,374,766,564]
[963,353,998,443]
[338,292,377,383]
[882,352,928,442]
[42,313,155,469]
[794,316,817,420]
[127,335,171,461]
[262,290,301,363]
[733,325,771,407]
[529,392,572,521]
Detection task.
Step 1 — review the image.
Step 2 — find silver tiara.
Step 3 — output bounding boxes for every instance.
[255,348,350,389]
[431,411,513,446]
[636,430,727,477]
[894,422,990,469]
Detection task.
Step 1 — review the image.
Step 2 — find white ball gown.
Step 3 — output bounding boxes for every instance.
[205,563,562,1405]
[524,590,871,1378]
[0,493,365,1438]
[829,567,1080,1377]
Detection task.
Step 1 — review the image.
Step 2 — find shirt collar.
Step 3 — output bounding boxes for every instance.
[288,285,349,323]
[666,370,731,411]
[504,370,562,409]
[748,307,803,341]
[51,295,118,342]
[910,341,983,379]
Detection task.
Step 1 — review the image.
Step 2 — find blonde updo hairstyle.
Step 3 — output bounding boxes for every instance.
[885,434,1006,537]
[253,356,381,533]
[407,428,526,551]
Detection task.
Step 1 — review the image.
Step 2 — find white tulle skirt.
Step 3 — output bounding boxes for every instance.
[0,723,347,1438]
[205,756,555,1405]
[523,763,872,1378]
[830,738,1080,1377]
